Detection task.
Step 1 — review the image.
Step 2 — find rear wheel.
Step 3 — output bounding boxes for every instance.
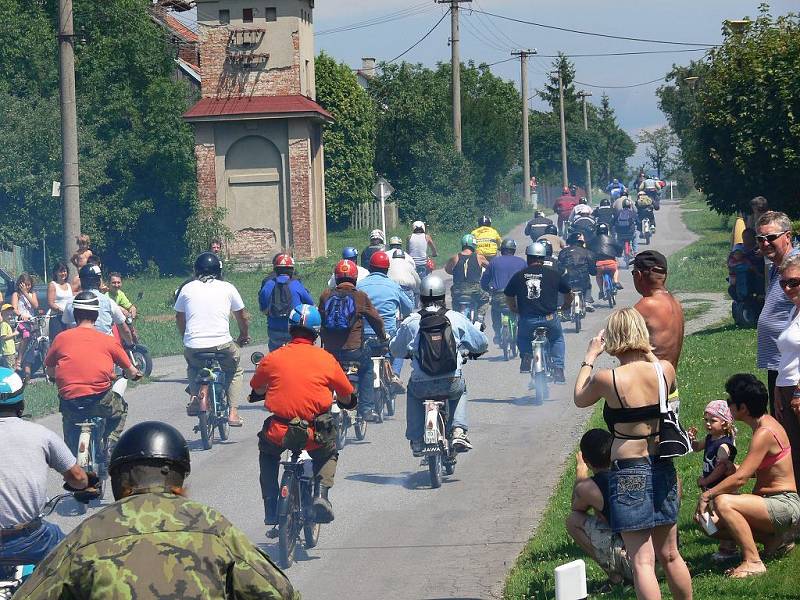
[335,413,347,450]
[354,417,367,441]
[278,477,300,568]
[428,452,442,489]
[443,459,455,476]
[385,389,396,416]
[534,371,548,404]
[574,315,582,334]
[198,412,213,450]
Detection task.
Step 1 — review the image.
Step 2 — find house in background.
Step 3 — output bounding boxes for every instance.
[149,2,202,94]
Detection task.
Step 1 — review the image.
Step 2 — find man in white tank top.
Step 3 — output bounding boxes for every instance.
[407,221,438,277]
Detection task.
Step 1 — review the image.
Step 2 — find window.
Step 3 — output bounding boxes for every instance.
[219,9,230,24]
[243,8,254,23]
[265,7,276,22]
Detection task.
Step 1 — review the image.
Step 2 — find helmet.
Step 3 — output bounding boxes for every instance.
[600,198,610,206]
[109,421,190,476]
[78,264,102,289]
[544,224,559,236]
[342,247,358,261]
[334,259,358,283]
[622,199,633,209]
[273,253,295,269]
[567,231,585,246]
[369,251,390,270]
[637,190,648,197]
[369,229,385,243]
[194,252,222,278]
[419,275,446,301]
[412,220,426,232]
[596,223,610,235]
[500,239,517,254]
[288,304,322,336]
[525,242,548,258]
[392,249,406,260]
[388,236,403,248]
[461,234,477,250]
[0,368,24,406]
[534,210,545,218]
[72,291,100,316]
[540,239,553,257]
[478,215,491,227]
[579,197,588,204]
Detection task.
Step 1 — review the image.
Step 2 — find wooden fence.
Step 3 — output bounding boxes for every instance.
[349,200,399,231]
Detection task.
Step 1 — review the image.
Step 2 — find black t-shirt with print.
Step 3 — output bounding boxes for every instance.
[504,264,571,316]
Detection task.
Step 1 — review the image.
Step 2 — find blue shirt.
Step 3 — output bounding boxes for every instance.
[480,255,526,293]
[757,249,799,369]
[357,272,413,336]
[390,307,488,382]
[258,275,314,332]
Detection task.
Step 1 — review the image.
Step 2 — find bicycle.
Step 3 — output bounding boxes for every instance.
[454,295,479,326]
[620,238,634,269]
[498,303,518,361]
[602,270,617,308]
[275,449,320,568]
[529,327,551,404]
[365,338,396,421]
[191,351,230,450]
[331,360,365,449]
[641,218,652,245]
[570,289,586,333]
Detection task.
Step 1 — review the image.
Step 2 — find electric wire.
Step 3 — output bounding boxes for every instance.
[573,76,667,89]
[387,8,451,64]
[317,2,433,36]
[461,14,511,53]
[473,0,524,50]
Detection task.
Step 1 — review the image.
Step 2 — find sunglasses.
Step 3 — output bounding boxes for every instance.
[755,231,789,243]
[779,278,800,289]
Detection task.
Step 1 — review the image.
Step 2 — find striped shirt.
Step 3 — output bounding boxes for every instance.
[757,249,799,370]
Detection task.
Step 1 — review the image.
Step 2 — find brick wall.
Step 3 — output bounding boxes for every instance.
[288,137,311,259]
[194,143,217,208]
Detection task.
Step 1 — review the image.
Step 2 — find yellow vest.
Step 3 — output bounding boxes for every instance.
[471,226,501,257]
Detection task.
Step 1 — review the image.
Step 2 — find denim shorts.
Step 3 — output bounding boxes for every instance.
[608,457,679,534]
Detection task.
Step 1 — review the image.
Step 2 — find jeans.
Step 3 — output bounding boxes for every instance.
[184,341,243,407]
[0,521,64,566]
[517,313,565,369]
[489,292,509,340]
[406,377,467,442]
[267,329,292,352]
[608,457,678,534]
[618,234,639,254]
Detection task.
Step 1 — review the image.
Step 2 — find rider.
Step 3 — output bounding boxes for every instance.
[390,275,488,455]
[605,178,626,201]
[504,242,571,384]
[537,223,566,257]
[471,215,502,259]
[558,232,597,313]
[16,421,298,599]
[569,199,598,244]
[250,305,355,528]
[554,187,579,236]
[613,198,639,255]
[635,190,658,232]
[62,264,132,346]
[588,223,623,296]
[45,292,142,465]
[175,252,249,427]
[480,239,526,345]
[407,221,438,278]
[388,248,421,308]
[445,234,490,324]
[357,251,414,421]
[593,198,615,228]
[639,173,661,204]
[569,197,593,222]
[258,253,314,351]
[327,247,369,287]
[106,272,137,319]
[361,229,386,269]
[525,210,554,243]
[0,367,92,567]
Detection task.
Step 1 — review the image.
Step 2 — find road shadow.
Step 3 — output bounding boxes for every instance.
[187,438,238,452]
[345,472,413,486]
[402,469,460,490]
[470,396,541,407]
[257,541,322,567]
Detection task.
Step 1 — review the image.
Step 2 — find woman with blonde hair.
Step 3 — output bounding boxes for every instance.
[575,308,692,600]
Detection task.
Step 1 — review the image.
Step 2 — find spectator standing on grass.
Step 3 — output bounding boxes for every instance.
[746,196,769,230]
[755,211,798,416]
[47,262,73,340]
[1,304,18,369]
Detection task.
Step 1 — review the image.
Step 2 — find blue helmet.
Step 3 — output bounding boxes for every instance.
[0,367,24,405]
[288,304,321,336]
[342,247,358,261]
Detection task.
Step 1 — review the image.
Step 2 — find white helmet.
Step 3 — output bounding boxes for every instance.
[369,229,385,243]
[412,220,425,232]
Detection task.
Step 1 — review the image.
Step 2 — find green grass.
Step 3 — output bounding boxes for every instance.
[504,323,800,599]
[668,192,734,293]
[683,301,713,322]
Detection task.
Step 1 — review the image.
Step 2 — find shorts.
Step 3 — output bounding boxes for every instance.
[609,457,679,533]
[762,491,800,532]
[596,259,618,274]
[584,515,633,580]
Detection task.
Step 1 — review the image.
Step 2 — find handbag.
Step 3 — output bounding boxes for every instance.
[654,362,692,458]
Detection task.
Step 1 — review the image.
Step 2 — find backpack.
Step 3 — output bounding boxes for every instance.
[636,195,653,208]
[615,209,634,233]
[322,291,357,331]
[268,280,293,319]
[417,307,459,377]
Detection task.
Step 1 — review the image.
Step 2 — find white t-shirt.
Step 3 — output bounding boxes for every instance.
[0,418,76,527]
[174,279,245,349]
[776,309,800,386]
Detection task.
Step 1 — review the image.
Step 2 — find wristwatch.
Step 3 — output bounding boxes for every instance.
[580,361,593,369]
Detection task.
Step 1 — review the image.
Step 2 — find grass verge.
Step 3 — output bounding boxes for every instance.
[683,301,713,322]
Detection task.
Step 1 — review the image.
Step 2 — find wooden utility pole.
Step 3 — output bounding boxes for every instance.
[513,49,536,208]
[437,0,471,153]
[555,70,569,189]
[58,0,81,272]
[577,90,593,203]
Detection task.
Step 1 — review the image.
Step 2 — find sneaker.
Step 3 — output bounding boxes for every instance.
[410,440,425,457]
[552,367,566,385]
[451,427,472,452]
[615,282,624,290]
[362,410,381,423]
[390,375,406,394]
[520,354,532,373]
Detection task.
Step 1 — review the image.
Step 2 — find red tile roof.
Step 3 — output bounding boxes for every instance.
[162,13,198,43]
[184,95,334,122]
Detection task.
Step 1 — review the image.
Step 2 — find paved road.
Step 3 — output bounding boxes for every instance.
[41,201,694,599]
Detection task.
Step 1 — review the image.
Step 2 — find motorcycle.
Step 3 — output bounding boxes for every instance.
[112,293,152,377]
[641,218,653,245]
[569,289,586,334]
[529,327,551,404]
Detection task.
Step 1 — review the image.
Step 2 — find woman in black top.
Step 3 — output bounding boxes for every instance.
[574,308,692,600]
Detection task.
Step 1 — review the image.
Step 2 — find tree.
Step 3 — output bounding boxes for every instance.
[596,93,636,184]
[638,126,679,178]
[315,52,376,228]
[658,7,800,215]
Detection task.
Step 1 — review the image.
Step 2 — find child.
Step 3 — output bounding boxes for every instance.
[70,234,93,271]
[0,304,18,369]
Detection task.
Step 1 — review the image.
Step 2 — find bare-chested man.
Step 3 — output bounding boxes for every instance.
[632,250,685,413]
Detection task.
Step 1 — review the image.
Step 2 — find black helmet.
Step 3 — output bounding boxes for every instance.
[78,264,102,290]
[500,239,517,254]
[567,231,585,246]
[110,421,191,476]
[600,198,610,206]
[544,223,559,236]
[194,252,222,279]
[596,223,610,235]
[478,215,491,227]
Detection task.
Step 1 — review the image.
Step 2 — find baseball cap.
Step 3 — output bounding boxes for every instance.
[1,304,13,312]
[633,250,668,274]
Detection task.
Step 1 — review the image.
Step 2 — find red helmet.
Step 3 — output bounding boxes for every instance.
[273,253,295,268]
[369,251,390,270]
[334,259,358,282]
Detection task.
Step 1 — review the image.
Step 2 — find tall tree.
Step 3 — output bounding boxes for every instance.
[595,93,636,184]
[638,126,679,178]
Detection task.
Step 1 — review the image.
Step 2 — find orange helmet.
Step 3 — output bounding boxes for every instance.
[334,259,359,283]
[369,251,391,270]
[273,253,295,269]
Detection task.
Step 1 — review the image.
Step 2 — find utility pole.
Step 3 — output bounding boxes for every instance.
[437,0,471,153]
[513,50,536,208]
[553,70,569,189]
[577,90,593,203]
[58,0,81,273]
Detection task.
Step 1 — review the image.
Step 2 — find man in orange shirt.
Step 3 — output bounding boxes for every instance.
[45,292,142,467]
[249,304,355,532]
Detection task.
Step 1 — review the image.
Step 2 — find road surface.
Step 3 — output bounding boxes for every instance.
[42,200,695,599]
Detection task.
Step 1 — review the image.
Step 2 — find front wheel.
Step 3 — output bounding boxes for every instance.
[335,414,347,450]
[385,390,396,416]
[215,385,230,441]
[129,345,153,377]
[428,453,442,489]
[198,412,213,450]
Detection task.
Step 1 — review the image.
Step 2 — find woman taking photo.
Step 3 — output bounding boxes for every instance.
[695,374,799,578]
[47,261,73,340]
[575,308,692,600]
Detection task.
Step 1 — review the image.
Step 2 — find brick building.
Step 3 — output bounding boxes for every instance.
[184,0,331,264]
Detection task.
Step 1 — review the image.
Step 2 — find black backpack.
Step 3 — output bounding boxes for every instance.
[322,291,358,331]
[267,279,293,319]
[417,307,459,377]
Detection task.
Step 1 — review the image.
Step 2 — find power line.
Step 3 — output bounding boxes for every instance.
[461,14,510,53]
[483,56,516,67]
[538,48,710,58]
[387,8,451,64]
[471,8,719,47]
[574,76,667,89]
[472,0,523,49]
[317,2,433,36]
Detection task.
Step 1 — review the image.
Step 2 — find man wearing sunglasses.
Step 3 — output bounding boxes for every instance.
[756,211,798,416]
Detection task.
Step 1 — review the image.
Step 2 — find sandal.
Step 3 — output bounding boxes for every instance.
[725,561,766,578]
